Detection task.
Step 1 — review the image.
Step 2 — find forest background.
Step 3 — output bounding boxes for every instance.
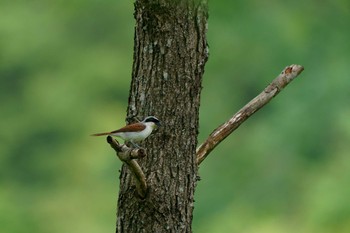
[1,0,350,232]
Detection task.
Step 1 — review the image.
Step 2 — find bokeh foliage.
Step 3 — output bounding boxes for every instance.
[1,0,350,232]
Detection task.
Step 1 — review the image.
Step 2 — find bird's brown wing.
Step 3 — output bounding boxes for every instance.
[91,122,146,136]
[111,122,146,133]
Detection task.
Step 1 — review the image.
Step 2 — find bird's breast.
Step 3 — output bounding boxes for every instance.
[113,127,153,142]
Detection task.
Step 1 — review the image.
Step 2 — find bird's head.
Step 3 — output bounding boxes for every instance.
[143,116,161,128]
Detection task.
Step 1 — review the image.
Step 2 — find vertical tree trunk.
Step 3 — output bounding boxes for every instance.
[116,0,208,232]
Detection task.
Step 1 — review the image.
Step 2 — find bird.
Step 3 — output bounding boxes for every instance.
[91,116,161,148]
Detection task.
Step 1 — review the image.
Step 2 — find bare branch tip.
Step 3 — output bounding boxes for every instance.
[196,64,305,165]
[285,64,304,75]
[107,135,114,144]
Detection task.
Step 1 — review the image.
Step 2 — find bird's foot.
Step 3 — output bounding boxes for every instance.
[130,141,142,149]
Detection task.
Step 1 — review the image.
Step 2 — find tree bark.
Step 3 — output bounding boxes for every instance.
[116,0,208,232]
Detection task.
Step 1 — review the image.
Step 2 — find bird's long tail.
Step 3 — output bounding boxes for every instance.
[91,132,111,136]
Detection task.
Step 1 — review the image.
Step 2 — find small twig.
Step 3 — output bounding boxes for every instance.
[196,64,304,165]
[107,136,148,198]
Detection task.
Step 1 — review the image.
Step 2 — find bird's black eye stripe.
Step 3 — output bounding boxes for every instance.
[144,116,160,124]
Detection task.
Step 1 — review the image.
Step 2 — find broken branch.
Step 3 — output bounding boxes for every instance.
[107,136,148,198]
[196,64,304,165]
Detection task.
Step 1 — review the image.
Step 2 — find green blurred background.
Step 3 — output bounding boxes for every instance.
[1,0,349,232]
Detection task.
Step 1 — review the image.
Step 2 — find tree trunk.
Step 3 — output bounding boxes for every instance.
[116,0,208,232]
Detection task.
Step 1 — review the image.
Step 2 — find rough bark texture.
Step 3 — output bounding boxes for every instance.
[116,0,208,232]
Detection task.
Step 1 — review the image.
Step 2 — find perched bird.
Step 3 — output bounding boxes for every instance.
[91,116,161,148]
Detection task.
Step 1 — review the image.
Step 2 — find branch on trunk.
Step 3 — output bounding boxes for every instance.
[107,136,148,199]
[196,64,304,165]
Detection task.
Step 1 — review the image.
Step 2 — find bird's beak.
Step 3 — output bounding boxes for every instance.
[156,121,161,127]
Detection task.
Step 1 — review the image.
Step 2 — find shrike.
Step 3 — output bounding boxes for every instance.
[91,116,161,148]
